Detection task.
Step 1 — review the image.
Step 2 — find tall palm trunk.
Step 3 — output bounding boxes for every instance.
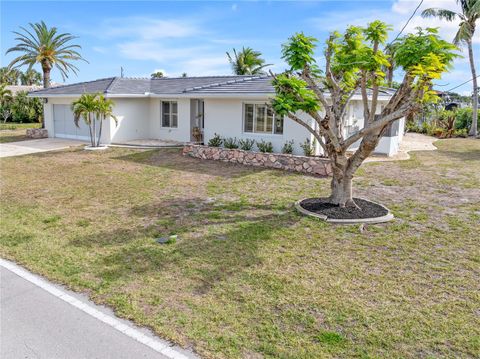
[41,61,51,129]
[467,39,478,137]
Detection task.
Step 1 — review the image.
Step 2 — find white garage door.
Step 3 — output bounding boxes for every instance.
[53,104,90,140]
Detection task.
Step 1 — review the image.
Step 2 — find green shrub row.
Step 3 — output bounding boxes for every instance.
[207,134,316,156]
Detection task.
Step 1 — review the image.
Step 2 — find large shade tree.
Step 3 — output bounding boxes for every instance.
[6,21,86,89]
[227,47,272,75]
[422,0,479,137]
[271,23,457,208]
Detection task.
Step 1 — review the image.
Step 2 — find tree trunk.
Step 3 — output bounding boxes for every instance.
[328,154,357,208]
[97,116,103,147]
[42,66,51,89]
[88,113,94,147]
[329,172,355,207]
[467,39,478,137]
[92,114,97,147]
[41,62,51,129]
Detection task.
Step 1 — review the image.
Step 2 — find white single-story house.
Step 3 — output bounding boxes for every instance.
[29,75,405,156]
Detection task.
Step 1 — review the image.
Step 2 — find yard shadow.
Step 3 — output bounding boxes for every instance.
[113,148,267,179]
[69,196,300,295]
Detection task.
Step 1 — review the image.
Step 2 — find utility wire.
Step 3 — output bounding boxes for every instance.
[391,0,424,43]
[443,75,480,93]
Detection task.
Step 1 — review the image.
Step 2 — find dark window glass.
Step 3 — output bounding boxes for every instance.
[244,104,254,132]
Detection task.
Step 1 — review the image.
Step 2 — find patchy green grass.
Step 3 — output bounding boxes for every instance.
[0,123,41,143]
[1,139,479,358]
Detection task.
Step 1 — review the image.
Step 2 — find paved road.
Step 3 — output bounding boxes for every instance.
[0,138,85,158]
[0,262,195,359]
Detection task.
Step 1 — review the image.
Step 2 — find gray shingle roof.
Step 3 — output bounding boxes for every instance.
[29,75,396,97]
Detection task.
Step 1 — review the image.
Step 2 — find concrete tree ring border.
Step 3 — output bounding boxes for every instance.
[294,198,394,224]
[84,145,109,151]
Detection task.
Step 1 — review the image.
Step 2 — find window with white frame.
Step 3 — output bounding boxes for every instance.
[244,103,283,134]
[161,101,178,128]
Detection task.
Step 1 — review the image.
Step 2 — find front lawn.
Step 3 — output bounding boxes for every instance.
[1,139,479,358]
[0,123,41,143]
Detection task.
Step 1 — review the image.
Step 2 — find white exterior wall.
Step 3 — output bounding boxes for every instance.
[41,94,405,156]
[43,97,111,144]
[203,98,315,156]
[109,98,150,143]
[148,98,191,142]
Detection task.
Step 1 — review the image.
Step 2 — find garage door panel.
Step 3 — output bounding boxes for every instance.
[53,104,91,140]
[53,105,66,135]
[64,108,78,137]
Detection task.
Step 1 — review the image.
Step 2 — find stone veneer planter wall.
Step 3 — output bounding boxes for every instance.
[26,128,48,139]
[183,144,332,177]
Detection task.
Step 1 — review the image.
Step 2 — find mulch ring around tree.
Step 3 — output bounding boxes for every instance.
[296,197,393,224]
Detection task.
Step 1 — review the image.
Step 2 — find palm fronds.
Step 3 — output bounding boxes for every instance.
[6,21,87,87]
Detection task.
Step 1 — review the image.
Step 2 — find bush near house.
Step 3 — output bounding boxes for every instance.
[256,139,273,153]
[407,107,480,138]
[0,91,43,123]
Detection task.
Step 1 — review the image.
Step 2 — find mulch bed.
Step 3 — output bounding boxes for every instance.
[299,197,388,219]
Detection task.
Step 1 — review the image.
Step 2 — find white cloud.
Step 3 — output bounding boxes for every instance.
[117,41,208,62]
[92,46,107,54]
[179,56,231,76]
[101,17,201,40]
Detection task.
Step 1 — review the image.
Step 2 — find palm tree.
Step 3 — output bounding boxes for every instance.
[6,21,87,89]
[0,67,21,85]
[226,47,272,75]
[20,69,42,86]
[94,95,117,147]
[0,84,13,123]
[72,93,117,147]
[71,93,98,147]
[422,0,479,136]
[0,84,13,105]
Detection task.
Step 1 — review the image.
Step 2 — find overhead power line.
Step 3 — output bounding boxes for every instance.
[391,0,424,43]
[443,75,480,93]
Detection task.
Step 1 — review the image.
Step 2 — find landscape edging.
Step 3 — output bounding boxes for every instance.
[294,198,394,224]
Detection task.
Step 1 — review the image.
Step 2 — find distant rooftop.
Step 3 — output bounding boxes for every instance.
[28,75,396,97]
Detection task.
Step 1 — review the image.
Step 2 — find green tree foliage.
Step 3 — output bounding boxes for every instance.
[226,47,272,75]
[9,91,43,123]
[0,67,21,85]
[271,23,457,207]
[20,69,42,85]
[422,0,479,136]
[151,71,164,79]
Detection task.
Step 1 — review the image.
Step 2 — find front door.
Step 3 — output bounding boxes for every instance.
[190,99,204,142]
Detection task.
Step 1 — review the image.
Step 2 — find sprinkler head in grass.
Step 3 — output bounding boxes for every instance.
[156,235,177,244]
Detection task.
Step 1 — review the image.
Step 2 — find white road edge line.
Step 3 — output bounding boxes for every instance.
[0,258,192,359]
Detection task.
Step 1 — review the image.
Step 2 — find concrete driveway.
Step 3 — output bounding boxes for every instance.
[1,259,196,359]
[0,138,86,158]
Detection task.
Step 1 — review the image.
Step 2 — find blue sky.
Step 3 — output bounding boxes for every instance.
[1,0,478,94]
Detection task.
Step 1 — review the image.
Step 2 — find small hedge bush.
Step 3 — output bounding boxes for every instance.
[238,138,255,151]
[208,133,223,147]
[256,140,273,153]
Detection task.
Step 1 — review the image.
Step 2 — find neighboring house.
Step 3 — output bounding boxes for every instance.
[29,75,405,156]
[7,85,43,95]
